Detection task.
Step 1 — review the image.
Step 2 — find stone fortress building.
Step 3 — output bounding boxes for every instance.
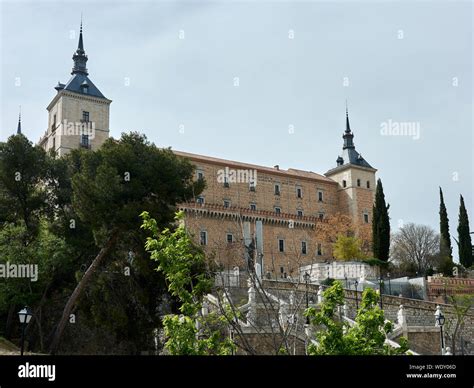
[28,23,474,356]
[38,25,377,279]
[38,22,111,157]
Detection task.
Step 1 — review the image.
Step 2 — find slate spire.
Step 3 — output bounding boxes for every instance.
[345,100,351,133]
[17,106,21,135]
[71,19,89,76]
[343,103,355,149]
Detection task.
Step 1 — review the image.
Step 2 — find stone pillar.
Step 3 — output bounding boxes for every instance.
[279,303,289,328]
[246,278,257,325]
[202,300,209,316]
[317,287,323,304]
[397,304,408,337]
[289,291,295,306]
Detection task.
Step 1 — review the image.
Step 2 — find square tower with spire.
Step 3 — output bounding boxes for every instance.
[325,107,377,243]
[38,21,111,156]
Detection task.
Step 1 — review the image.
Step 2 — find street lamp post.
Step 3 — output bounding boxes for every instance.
[18,307,33,356]
[379,271,383,309]
[387,273,392,296]
[304,272,310,324]
[354,280,359,311]
[435,305,446,355]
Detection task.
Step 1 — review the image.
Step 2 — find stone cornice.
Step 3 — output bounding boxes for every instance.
[47,89,112,111]
[179,202,329,229]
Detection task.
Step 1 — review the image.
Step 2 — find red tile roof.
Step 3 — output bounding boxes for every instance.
[173,150,336,184]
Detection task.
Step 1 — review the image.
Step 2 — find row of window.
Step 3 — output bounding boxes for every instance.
[52,111,90,129]
[198,231,323,256]
[197,197,369,223]
[342,179,370,189]
[197,197,326,219]
[278,240,323,255]
[196,171,326,200]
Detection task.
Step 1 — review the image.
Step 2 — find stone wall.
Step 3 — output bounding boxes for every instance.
[234,331,306,355]
[261,280,474,355]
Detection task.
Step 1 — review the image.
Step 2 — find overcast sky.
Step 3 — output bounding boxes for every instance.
[0,0,472,262]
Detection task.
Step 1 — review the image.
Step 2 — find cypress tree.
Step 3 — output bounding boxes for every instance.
[439,187,453,258]
[372,178,390,261]
[458,195,473,268]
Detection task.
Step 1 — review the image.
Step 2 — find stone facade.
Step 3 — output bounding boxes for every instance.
[299,261,379,282]
[38,24,111,157]
[39,91,111,156]
[177,148,376,276]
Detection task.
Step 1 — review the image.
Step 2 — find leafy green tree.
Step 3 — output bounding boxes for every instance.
[0,221,74,349]
[333,235,366,260]
[141,211,235,355]
[305,282,409,355]
[457,195,472,268]
[0,134,48,237]
[49,133,204,354]
[372,179,390,261]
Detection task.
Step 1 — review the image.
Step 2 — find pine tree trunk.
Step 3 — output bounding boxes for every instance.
[4,304,15,339]
[48,229,119,354]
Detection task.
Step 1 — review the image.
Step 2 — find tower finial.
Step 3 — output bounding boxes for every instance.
[17,105,22,135]
[345,101,351,133]
[72,17,88,75]
[78,17,84,52]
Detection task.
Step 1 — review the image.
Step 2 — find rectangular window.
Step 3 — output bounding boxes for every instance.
[200,231,207,245]
[364,213,369,223]
[280,266,284,274]
[196,196,204,205]
[224,176,229,188]
[274,184,280,196]
[343,180,347,188]
[223,200,230,208]
[250,203,257,211]
[317,243,322,256]
[80,134,89,148]
[278,239,284,252]
[296,187,302,198]
[82,111,89,122]
[357,179,361,187]
[275,207,281,214]
[297,210,303,217]
[52,136,56,150]
[318,191,323,202]
[301,241,307,255]
[318,213,324,221]
[197,171,204,180]
[52,114,57,131]
[226,233,233,244]
[366,181,370,189]
[249,181,256,192]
